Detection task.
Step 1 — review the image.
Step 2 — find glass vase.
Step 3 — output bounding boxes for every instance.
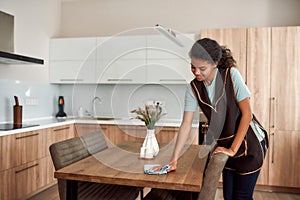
[140,129,159,159]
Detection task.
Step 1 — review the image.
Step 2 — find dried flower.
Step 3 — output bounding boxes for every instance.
[131,101,166,129]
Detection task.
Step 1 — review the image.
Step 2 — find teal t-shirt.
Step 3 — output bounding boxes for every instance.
[185,68,265,141]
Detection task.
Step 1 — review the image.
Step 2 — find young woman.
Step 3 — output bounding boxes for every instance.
[166,38,268,200]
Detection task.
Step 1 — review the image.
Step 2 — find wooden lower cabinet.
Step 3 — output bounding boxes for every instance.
[0,124,74,200]
[0,129,45,172]
[0,156,55,200]
[269,130,300,187]
[74,123,105,137]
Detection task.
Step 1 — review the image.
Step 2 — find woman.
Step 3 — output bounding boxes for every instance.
[165,38,268,200]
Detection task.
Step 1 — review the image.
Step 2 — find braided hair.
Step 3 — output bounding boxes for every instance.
[189,38,236,68]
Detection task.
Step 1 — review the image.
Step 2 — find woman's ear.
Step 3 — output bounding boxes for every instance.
[214,62,218,68]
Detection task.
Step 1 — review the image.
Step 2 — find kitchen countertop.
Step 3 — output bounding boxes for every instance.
[0,116,199,137]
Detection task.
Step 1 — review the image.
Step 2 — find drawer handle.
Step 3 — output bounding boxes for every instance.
[15,133,39,140]
[15,163,39,174]
[53,127,70,132]
[159,79,186,82]
[60,79,84,82]
[107,79,133,82]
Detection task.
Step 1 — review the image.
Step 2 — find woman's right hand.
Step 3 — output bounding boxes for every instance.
[151,160,177,172]
[167,160,177,172]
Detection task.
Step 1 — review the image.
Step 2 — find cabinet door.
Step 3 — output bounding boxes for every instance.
[271,27,300,131]
[246,28,271,185]
[96,59,146,84]
[200,28,247,80]
[45,125,74,156]
[14,157,54,200]
[50,37,97,83]
[74,123,105,137]
[50,60,96,83]
[96,36,147,84]
[50,37,97,60]
[146,34,195,84]
[0,168,15,200]
[97,36,146,60]
[269,130,300,187]
[146,59,194,84]
[0,130,46,170]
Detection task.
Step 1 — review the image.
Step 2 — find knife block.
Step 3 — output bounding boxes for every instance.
[13,105,22,125]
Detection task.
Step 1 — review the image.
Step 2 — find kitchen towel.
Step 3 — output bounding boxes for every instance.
[144,164,170,175]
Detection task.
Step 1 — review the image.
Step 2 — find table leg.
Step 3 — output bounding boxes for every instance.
[66,180,78,200]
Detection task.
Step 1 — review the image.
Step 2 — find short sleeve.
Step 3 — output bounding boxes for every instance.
[184,84,198,112]
[231,68,251,102]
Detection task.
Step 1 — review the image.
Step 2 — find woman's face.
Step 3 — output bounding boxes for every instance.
[191,58,217,82]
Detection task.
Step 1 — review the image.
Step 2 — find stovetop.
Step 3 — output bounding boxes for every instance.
[0,123,39,131]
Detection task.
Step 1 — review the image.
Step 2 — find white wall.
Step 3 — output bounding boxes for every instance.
[0,0,61,82]
[60,0,300,37]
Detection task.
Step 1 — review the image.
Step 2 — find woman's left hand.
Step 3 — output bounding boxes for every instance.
[212,146,236,157]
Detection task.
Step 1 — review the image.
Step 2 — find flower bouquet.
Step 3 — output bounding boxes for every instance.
[131,101,166,130]
[131,101,166,158]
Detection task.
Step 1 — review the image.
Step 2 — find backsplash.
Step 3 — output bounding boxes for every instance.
[0,80,197,123]
[0,79,60,122]
[59,84,192,120]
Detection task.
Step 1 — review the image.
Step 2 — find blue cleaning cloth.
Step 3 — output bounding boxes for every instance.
[144,164,170,175]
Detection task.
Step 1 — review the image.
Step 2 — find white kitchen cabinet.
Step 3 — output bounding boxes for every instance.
[95,36,147,84]
[145,34,195,84]
[50,37,97,60]
[146,58,193,84]
[50,37,97,83]
[96,36,146,60]
[96,59,146,84]
[50,34,195,84]
[50,60,96,83]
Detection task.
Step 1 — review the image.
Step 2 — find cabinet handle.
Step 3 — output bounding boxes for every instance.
[53,127,70,132]
[271,132,275,163]
[107,79,133,82]
[60,79,84,82]
[271,97,276,128]
[159,79,186,82]
[15,163,39,174]
[15,133,39,140]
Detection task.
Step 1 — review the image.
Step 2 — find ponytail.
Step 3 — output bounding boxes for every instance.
[217,46,236,68]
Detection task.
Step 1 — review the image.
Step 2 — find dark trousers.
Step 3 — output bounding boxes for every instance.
[222,140,266,200]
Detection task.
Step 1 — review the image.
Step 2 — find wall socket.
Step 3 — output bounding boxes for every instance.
[25,98,39,106]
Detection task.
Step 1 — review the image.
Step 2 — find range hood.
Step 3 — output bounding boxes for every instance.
[0,10,44,65]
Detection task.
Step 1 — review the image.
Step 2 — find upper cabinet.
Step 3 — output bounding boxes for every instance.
[50,37,97,83]
[95,36,147,84]
[146,34,195,84]
[50,34,195,84]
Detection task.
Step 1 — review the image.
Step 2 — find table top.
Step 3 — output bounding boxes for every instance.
[54,142,209,192]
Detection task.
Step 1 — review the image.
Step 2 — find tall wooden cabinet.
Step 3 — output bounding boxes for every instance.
[201,26,300,188]
[246,27,271,185]
[268,26,300,187]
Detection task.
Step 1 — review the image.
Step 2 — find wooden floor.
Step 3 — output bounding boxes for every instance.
[28,184,300,200]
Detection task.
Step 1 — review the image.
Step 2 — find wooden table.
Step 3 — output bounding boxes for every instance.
[54,142,209,199]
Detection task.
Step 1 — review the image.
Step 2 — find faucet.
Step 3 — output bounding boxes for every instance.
[92,96,102,118]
